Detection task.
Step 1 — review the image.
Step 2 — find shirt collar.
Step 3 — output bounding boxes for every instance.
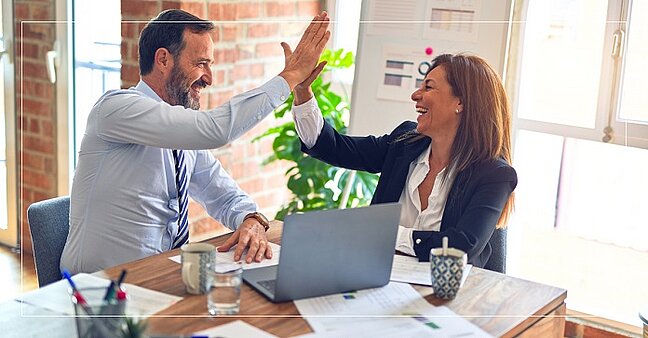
[134,80,164,102]
[415,143,432,166]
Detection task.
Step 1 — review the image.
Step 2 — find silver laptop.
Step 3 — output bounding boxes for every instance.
[243,203,402,303]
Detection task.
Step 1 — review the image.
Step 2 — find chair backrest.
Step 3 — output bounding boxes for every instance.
[27,196,70,287]
[484,228,507,274]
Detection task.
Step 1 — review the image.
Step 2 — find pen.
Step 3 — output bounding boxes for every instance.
[62,270,94,315]
[103,280,115,301]
[115,269,128,301]
[116,269,127,287]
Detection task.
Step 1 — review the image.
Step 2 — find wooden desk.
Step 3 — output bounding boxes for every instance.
[100,221,567,337]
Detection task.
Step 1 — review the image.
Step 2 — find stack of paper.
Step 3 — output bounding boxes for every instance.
[390,254,472,287]
[193,320,277,338]
[17,273,182,317]
[169,242,281,270]
[294,282,492,337]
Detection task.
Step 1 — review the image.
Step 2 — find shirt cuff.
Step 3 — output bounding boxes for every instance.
[292,96,323,149]
[292,96,318,117]
[263,76,291,108]
[395,225,415,256]
[234,209,257,230]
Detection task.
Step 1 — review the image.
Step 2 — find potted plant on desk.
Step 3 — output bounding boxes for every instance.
[254,49,378,220]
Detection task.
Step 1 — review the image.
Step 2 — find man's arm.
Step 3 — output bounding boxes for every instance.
[96,13,330,150]
[188,150,272,263]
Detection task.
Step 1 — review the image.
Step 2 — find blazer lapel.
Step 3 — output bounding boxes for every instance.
[376,138,430,203]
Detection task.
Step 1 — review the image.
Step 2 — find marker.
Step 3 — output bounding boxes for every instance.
[116,269,127,287]
[113,269,128,301]
[102,280,115,301]
[62,270,94,315]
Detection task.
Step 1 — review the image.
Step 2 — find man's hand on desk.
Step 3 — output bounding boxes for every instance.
[217,218,273,263]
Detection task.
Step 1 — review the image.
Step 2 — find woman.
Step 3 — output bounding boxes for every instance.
[291,53,517,269]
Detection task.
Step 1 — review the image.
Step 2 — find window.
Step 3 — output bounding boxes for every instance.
[506,0,648,327]
[72,0,121,167]
[0,0,17,247]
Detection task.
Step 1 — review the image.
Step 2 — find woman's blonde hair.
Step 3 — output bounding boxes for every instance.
[402,53,514,228]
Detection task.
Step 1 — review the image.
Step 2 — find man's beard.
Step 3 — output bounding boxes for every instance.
[165,65,201,110]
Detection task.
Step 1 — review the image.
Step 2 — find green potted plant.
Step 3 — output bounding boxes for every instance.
[254,49,378,220]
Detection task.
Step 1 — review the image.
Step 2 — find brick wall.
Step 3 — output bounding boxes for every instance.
[15,0,58,254]
[120,0,321,236]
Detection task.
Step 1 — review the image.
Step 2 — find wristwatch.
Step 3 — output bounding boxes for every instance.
[243,212,270,232]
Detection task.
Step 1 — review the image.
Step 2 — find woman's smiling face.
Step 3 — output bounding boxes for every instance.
[411,65,462,138]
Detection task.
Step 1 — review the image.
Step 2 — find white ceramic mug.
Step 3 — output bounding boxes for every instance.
[181,243,216,294]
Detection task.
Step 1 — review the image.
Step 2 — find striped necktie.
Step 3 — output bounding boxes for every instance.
[172,149,189,249]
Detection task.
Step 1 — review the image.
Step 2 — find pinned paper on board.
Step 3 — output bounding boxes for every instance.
[365,0,421,36]
[377,44,436,103]
[422,0,482,42]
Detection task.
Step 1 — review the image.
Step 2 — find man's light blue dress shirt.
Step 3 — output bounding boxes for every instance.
[60,77,290,273]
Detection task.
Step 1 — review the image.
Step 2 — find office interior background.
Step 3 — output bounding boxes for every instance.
[1,0,646,335]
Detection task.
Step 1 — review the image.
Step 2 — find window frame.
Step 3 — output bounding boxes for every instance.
[0,0,17,247]
[507,0,647,150]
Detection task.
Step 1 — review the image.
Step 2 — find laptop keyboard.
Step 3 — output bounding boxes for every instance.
[258,279,277,294]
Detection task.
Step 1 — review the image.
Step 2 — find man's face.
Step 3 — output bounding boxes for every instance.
[165,31,214,109]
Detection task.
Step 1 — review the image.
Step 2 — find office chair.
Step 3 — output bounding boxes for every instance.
[484,228,507,274]
[27,196,70,287]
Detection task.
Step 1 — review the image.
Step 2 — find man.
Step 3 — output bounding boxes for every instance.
[61,9,330,273]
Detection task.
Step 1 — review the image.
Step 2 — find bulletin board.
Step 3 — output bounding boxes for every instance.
[348,0,513,135]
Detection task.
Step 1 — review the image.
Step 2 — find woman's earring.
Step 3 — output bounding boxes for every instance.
[455,109,460,114]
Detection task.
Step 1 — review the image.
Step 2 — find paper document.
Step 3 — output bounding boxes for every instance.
[17,273,181,316]
[169,242,281,270]
[295,282,491,337]
[193,320,277,338]
[391,254,472,287]
[297,306,492,337]
[0,300,77,338]
[294,282,439,333]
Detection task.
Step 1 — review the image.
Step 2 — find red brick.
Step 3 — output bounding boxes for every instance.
[250,63,264,77]
[23,135,54,153]
[22,98,52,116]
[256,42,281,58]
[23,80,54,99]
[41,120,53,137]
[44,158,55,173]
[210,89,234,106]
[19,23,52,40]
[297,1,320,16]
[222,24,237,42]
[121,0,160,20]
[160,1,205,18]
[21,61,49,80]
[22,169,52,190]
[239,177,263,192]
[19,42,40,60]
[31,3,53,20]
[22,152,45,171]
[121,64,140,85]
[247,23,279,38]
[15,3,29,19]
[209,27,220,43]
[214,69,226,85]
[208,3,236,21]
[31,191,53,204]
[231,64,250,80]
[265,175,288,190]
[265,2,295,17]
[27,117,40,133]
[130,42,139,61]
[237,2,261,19]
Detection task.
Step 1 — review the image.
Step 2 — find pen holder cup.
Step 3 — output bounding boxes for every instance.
[430,248,467,300]
[71,287,128,338]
